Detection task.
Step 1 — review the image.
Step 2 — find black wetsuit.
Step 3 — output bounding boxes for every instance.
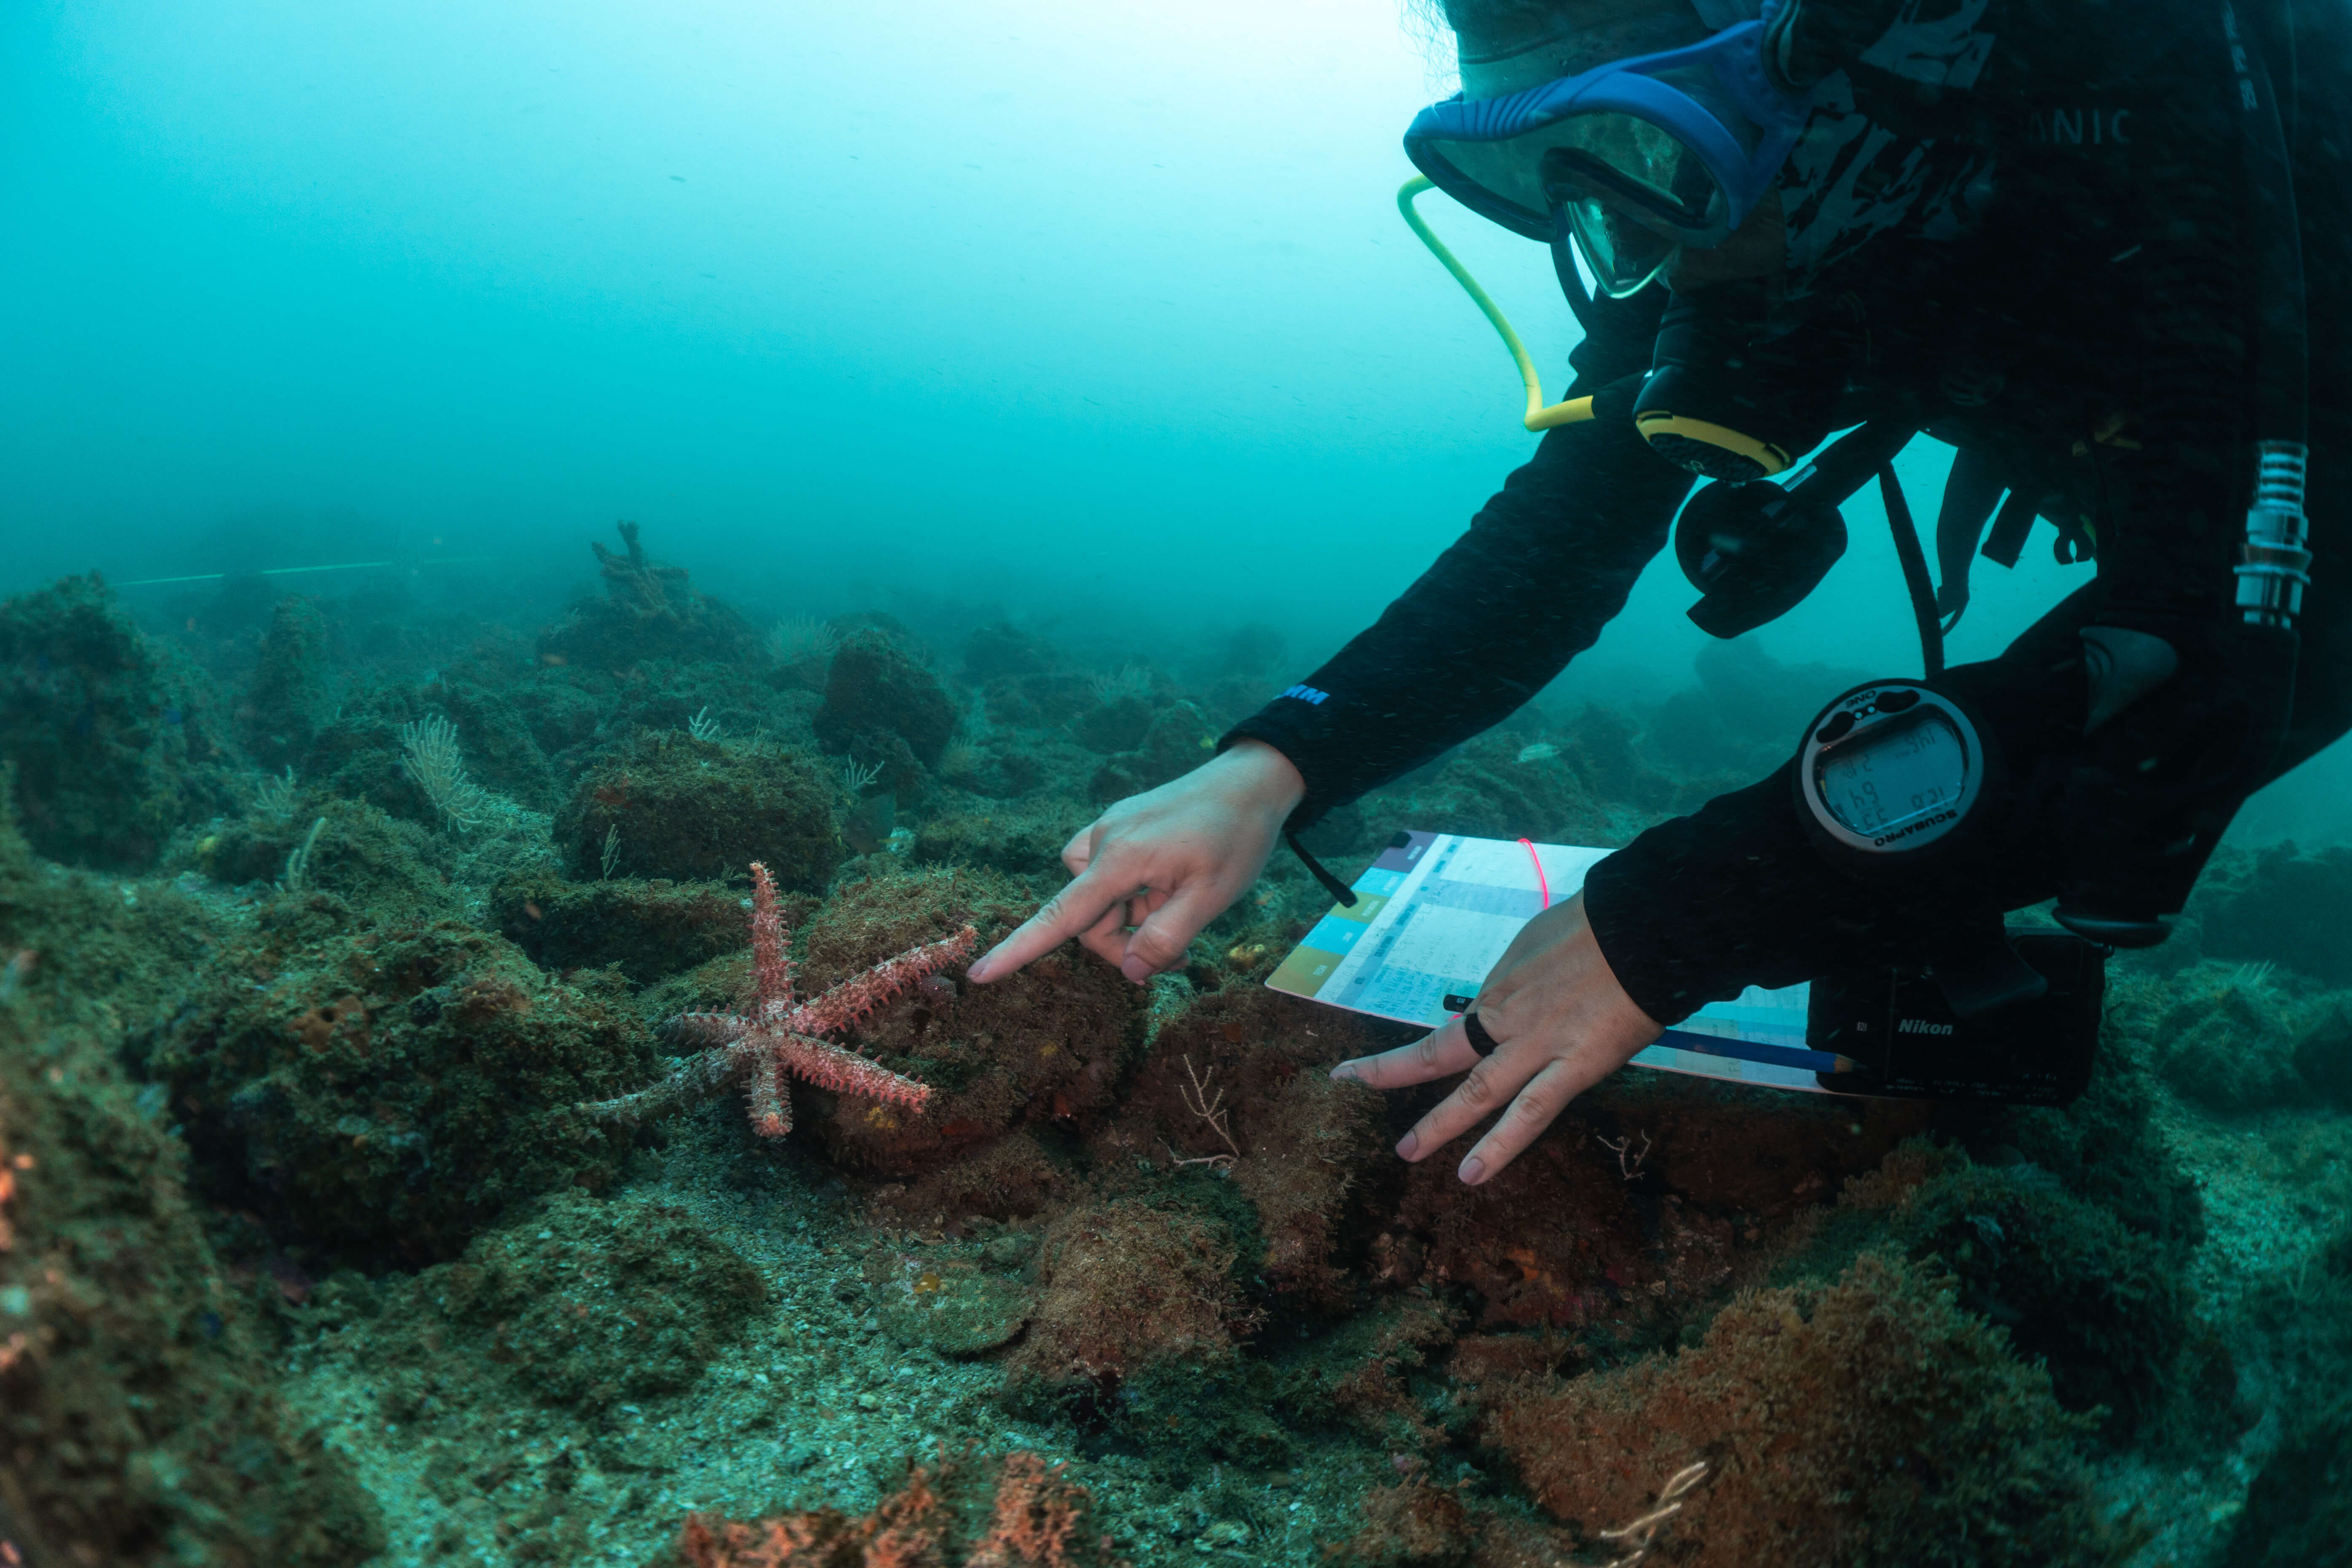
[1229,0,2352,1023]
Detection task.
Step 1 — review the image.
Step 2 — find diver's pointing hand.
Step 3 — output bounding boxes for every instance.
[1329,891,1661,1184]
[965,740,1305,986]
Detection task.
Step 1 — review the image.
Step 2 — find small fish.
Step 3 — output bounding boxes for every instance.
[1515,742,1561,764]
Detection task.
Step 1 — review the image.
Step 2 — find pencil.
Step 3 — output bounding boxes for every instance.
[1654,1032,1860,1075]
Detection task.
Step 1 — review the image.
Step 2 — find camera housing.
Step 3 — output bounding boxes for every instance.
[1806,930,2107,1105]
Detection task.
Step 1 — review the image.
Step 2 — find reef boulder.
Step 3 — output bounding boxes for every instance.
[789,864,1143,1182]
[1483,1251,2119,1568]
[239,594,335,770]
[813,628,959,777]
[553,731,841,889]
[2154,966,2309,1112]
[536,520,761,670]
[0,573,232,870]
[495,868,749,982]
[373,1190,768,1412]
[147,907,657,1265]
[2201,842,2352,986]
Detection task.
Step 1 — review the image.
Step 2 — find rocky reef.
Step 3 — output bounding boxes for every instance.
[1,528,2345,1567]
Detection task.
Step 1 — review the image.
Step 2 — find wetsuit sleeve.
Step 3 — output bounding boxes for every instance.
[1225,372,1693,827]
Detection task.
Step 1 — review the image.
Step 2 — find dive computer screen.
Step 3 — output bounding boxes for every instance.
[1814,711,1965,837]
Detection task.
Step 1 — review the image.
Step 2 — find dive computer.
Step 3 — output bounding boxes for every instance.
[1795,680,1993,876]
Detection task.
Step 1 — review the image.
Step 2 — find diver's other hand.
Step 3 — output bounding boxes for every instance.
[964,739,1305,986]
[1328,891,1661,1185]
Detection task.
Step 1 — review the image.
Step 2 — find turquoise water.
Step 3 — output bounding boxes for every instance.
[2,4,2349,1565]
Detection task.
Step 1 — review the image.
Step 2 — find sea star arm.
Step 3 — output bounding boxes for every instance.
[748,860,796,1008]
[747,1048,792,1136]
[579,1027,770,1129]
[661,1012,750,1049]
[789,925,979,1037]
[778,1032,933,1114]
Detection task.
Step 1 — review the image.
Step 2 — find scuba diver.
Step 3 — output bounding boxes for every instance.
[968,0,2350,1186]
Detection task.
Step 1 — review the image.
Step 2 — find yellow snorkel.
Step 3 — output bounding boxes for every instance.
[1398,175,1596,433]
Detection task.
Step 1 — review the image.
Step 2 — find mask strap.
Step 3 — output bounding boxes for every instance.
[1549,231,1598,334]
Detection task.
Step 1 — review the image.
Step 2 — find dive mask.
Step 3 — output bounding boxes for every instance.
[1403,7,1809,295]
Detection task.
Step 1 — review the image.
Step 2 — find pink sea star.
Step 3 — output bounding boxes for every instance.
[582,861,975,1137]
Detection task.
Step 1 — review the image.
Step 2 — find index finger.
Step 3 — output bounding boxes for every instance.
[966,859,1135,984]
[1329,1013,1480,1089]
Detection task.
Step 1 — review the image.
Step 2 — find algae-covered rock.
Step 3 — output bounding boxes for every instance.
[190,791,460,920]
[865,1232,1037,1356]
[670,1450,1127,1568]
[0,572,233,870]
[2008,999,2207,1249]
[1559,703,1675,811]
[1071,692,1156,753]
[2202,842,2352,986]
[937,730,1097,802]
[148,910,657,1265]
[1361,731,1623,847]
[913,800,1092,878]
[1878,1153,2198,1438]
[1102,983,1386,1308]
[1009,1195,1294,1465]
[813,628,959,774]
[422,678,560,809]
[0,1022,386,1568]
[240,594,335,769]
[791,864,1142,1178]
[2226,1396,2352,1568]
[962,621,1056,681]
[0,791,383,1566]
[2156,967,2309,1111]
[536,520,762,670]
[1086,700,1221,804]
[301,678,554,823]
[1483,1252,2119,1568]
[1641,638,1872,779]
[1328,1480,1480,1568]
[404,1190,767,1410]
[977,669,1095,730]
[494,868,748,981]
[1005,1195,1258,1400]
[507,671,606,762]
[553,730,840,889]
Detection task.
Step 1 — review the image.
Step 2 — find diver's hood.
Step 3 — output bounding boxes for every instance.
[1450,0,1765,101]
